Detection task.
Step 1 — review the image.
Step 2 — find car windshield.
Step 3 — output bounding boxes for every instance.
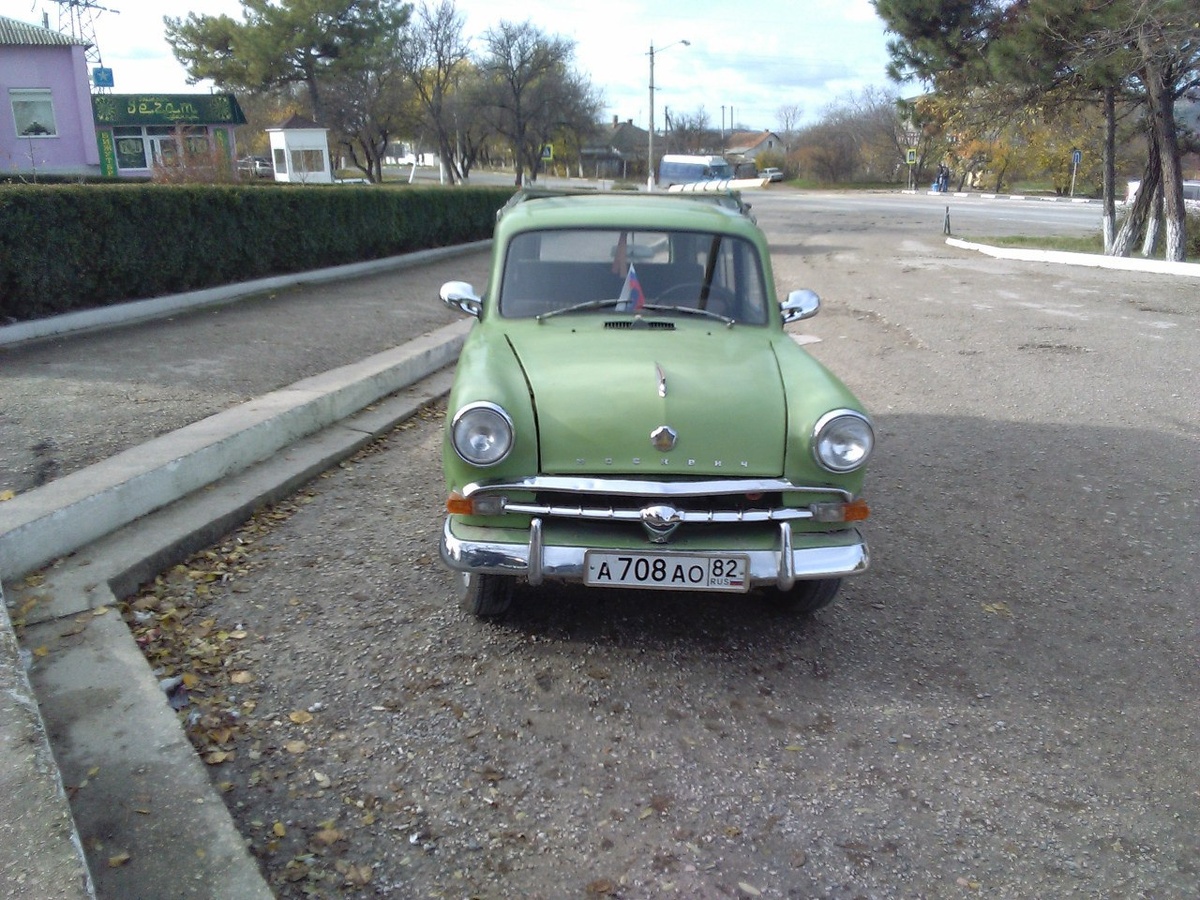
[498,228,770,325]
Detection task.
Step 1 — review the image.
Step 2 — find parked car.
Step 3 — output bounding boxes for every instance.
[759,167,785,183]
[237,156,272,178]
[439,189,874,618]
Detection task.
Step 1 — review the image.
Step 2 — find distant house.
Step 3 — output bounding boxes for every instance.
[582,116,649,181]
[0,14,99,177]
[724,130,784,164]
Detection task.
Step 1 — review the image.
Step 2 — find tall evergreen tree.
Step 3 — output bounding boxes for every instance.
[874,0,1199,260]
[165,0,411,129]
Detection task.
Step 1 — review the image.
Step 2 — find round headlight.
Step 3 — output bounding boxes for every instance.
[813,410,874,473]
[451,402,514,466]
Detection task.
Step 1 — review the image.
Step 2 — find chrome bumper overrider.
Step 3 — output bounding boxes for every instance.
[440,518,869,591]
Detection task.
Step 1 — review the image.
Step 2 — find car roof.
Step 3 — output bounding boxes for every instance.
[496,189,758,238]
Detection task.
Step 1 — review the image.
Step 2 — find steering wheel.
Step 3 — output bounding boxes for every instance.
[655,282,738,316]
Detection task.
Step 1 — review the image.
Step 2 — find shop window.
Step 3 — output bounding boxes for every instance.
[113,128,148,169]
[273,147,287,173]
[186,135,211,157]
[10,89,57,137]
[291,148,326,174]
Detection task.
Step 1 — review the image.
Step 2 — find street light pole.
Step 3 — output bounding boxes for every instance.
[647,38,689,191]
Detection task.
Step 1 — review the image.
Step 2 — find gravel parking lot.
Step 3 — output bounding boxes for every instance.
[123,195,1200,898]
[12,192,1200,897]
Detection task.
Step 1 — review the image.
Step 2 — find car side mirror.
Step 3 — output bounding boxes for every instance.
[780,289,821,323]
[440,281,482,318]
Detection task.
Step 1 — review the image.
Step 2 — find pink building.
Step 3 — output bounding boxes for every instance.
[0,13,100,177]
[2,14,246,179]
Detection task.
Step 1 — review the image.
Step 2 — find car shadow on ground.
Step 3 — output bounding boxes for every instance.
[499,580,823,650]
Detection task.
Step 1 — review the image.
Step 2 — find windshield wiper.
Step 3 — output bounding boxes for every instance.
[535,298,623,322]
[535,298,735,327]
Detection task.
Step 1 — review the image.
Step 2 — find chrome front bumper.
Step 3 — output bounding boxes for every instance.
[440,517,869,591]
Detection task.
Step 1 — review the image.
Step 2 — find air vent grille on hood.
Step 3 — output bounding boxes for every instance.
[604,320,676,330]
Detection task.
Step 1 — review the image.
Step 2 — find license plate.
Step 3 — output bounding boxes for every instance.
[584,551,749,592]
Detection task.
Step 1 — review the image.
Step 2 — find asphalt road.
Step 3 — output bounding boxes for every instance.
[10,190,1200,897]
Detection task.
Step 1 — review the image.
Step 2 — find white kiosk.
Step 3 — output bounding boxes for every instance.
[266,114,332,184]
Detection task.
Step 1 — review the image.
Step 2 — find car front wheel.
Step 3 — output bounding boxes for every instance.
[460,572,514,618]
[769,577,842,614]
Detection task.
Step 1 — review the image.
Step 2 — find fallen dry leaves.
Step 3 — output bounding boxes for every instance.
[118,481,389,895]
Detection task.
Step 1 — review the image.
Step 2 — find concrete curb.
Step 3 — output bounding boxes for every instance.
[903,188,1099,204]
[0,241,488,350]
[946,237,1200,278]
[0,319,472,581]
[0,580,95,899]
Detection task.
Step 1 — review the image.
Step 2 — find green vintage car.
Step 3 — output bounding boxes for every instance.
[439,189,873,618]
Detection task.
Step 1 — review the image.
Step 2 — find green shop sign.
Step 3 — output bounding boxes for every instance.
[96,130,118,177]
[92,93,247,126]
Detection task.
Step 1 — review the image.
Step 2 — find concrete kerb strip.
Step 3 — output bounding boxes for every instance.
[0,580,95,900]
[946,237,1200,278]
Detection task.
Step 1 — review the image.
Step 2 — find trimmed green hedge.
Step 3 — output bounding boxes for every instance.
[0,183,514,323]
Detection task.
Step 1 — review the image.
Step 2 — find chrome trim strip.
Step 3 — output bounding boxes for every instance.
[500,500,815,523]
[440,519,868,585]
[459,475,853,501]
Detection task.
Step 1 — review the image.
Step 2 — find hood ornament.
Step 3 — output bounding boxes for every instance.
[650,425,677,452]
[641,504,682,543]
[655,362,667,398]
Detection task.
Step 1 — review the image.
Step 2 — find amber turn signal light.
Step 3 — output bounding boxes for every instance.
[843,498,870,522]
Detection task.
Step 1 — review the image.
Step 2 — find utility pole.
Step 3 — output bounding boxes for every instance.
[646,38,689,191]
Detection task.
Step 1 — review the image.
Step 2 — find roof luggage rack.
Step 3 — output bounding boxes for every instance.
[498,186,753,219]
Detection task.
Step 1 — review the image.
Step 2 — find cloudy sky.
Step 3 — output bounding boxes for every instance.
[3,0,898,131]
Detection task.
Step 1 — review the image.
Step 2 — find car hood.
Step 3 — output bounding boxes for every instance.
[506,322,788,476]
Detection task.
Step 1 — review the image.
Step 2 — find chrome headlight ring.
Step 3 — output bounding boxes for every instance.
[812,409,874,474]
[451,402,515,466]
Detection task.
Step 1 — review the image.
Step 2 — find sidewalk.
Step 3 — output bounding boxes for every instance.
[0,244,489,898]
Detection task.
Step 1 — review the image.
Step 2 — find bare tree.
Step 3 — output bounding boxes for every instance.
[667,107,712,154]
[324,53,415,182]
[397,0,473,183]
[792,120,860,182]
[808,89,908,183]
[476,20,599,186]
[775,103,803,141]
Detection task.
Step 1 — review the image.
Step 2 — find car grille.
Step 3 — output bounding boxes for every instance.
[460,476,851,525]
[506,489,808,524]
